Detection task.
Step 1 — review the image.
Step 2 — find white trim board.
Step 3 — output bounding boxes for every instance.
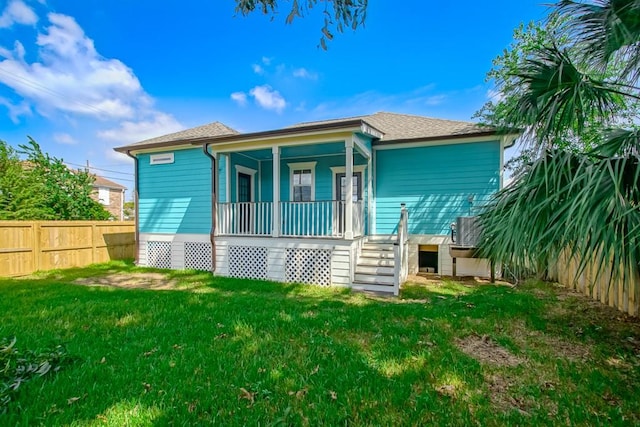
[329,165,367,201]
[373,135,502,150]
[287,161,317,201]
[235,165,257,202]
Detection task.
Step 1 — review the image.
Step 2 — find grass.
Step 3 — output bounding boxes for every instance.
[0,261,639,426]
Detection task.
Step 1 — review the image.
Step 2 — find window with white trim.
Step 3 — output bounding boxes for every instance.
[98,187,109,205]
[288,162,316,202]
[292,169,312,201]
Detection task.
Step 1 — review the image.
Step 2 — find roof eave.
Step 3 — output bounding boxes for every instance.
[373,130,504,146]
[194,119,384,147]
[115,119,385,154]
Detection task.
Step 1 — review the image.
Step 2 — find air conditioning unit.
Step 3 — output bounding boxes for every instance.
[456,216,481,248]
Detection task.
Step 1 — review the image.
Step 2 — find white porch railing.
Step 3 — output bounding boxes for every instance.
[393,203,409,296]
[353,201,364,238]
[217,200,365,238]
[218,202,273,236]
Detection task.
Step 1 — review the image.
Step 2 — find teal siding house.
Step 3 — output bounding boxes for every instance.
[115,112,516,294]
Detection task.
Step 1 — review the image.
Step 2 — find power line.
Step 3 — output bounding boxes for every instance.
[65,161,133,176]
[99,175,134,183]
[0,68,122,118]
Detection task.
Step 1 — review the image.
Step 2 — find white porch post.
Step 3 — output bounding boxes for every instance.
[272,146,281,237]
[225,153,231,202]
[367,155,373,235]
[211,151,219,236]
[345,138,354,239]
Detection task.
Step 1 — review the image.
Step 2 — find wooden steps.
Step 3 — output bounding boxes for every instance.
[352,238,398,295]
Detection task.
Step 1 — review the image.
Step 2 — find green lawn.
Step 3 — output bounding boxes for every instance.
[1,261,639,426]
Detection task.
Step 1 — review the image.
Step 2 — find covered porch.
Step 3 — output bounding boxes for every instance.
[210,134,374,240]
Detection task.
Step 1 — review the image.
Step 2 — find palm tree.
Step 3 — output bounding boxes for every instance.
[478,0,640,287]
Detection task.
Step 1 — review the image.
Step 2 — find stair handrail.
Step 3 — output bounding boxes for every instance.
[393,203,409,295]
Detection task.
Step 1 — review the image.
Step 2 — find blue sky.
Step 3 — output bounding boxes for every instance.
[0,0,549,193]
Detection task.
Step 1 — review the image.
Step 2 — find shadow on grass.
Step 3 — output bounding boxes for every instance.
[0,263,638,425]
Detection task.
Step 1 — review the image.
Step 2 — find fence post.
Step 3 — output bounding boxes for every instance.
[33,222,41,272]
[91,222,97,264]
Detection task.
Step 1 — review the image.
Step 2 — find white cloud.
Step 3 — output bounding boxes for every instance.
[103,148,134,165]
[97,112,183,144]
[0,13,149,120]
[0,96,30,122]
[230,91,247,106]
[424,95,447,106]
[249,85,286,113]
[1,11,183,146]
[252,64,264,75]
[293,68,318,80]
[53,132,77,145]
[261,56,272,66]
[0,0,38,28]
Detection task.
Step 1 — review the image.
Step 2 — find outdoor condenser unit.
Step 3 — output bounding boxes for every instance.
[455,216,481,247]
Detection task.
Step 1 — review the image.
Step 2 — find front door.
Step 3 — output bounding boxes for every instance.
[238,172,252,233]
[335,172,362,234]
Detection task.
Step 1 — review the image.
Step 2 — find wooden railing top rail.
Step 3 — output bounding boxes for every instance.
[0,220,134,227]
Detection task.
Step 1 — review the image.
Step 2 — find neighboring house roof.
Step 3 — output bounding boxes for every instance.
[114,112,509,153]
[92,175,126,190]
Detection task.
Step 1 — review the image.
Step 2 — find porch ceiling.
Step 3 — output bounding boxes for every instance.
[224,142,347,161]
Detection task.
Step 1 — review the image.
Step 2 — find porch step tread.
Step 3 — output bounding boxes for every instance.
[355,265,395,275]
[362,243,393,252]
[360,250,395,259]
[354,273,395,285]
[351,282,397,295]
[356,258,396,267]
[366,235,396,242]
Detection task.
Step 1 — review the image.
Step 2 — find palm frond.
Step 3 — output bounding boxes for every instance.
[591,127,640,156]
[478,147,640,288]
[507,45,626,147]
[556,0,640,79]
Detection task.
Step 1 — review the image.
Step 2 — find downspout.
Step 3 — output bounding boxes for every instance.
[202,143,217,272]
[124,150,139,265]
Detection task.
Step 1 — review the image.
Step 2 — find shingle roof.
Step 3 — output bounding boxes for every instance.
[290,112,493,142]
[92,175,126,190]
[118,121,239,149]
[116,112,498,153]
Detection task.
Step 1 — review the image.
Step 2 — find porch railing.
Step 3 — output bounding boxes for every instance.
[393,204,409,296]
[353,201,364,238]
[217,200,365,238]
[218,202,273,236]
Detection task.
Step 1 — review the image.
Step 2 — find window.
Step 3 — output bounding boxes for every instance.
[98,187,109,205]
[292,169,312,201]
[288,162,316,202]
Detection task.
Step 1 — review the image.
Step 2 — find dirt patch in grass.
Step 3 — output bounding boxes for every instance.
[73,273,180,290]
[456,334,522,366]
[507,319,592,362]
[409,274,512,287]
[485,374,532,416]
[544,336,591,361]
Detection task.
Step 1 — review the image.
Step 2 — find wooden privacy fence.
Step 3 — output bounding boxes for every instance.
[549,253,639,317]
[0,221,135,277]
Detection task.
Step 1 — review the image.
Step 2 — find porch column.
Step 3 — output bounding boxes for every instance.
[225,153,231,202]
[272,146,281,237]
[211,151,219,236]
[344,138,354,239]
[367,155,373,235]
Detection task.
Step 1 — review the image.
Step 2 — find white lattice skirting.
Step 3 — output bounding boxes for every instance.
[285,248,332,285]
[147,241,172,269]
[140,234,358,287]
[184,242,212,271]
[228,246,268,280]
